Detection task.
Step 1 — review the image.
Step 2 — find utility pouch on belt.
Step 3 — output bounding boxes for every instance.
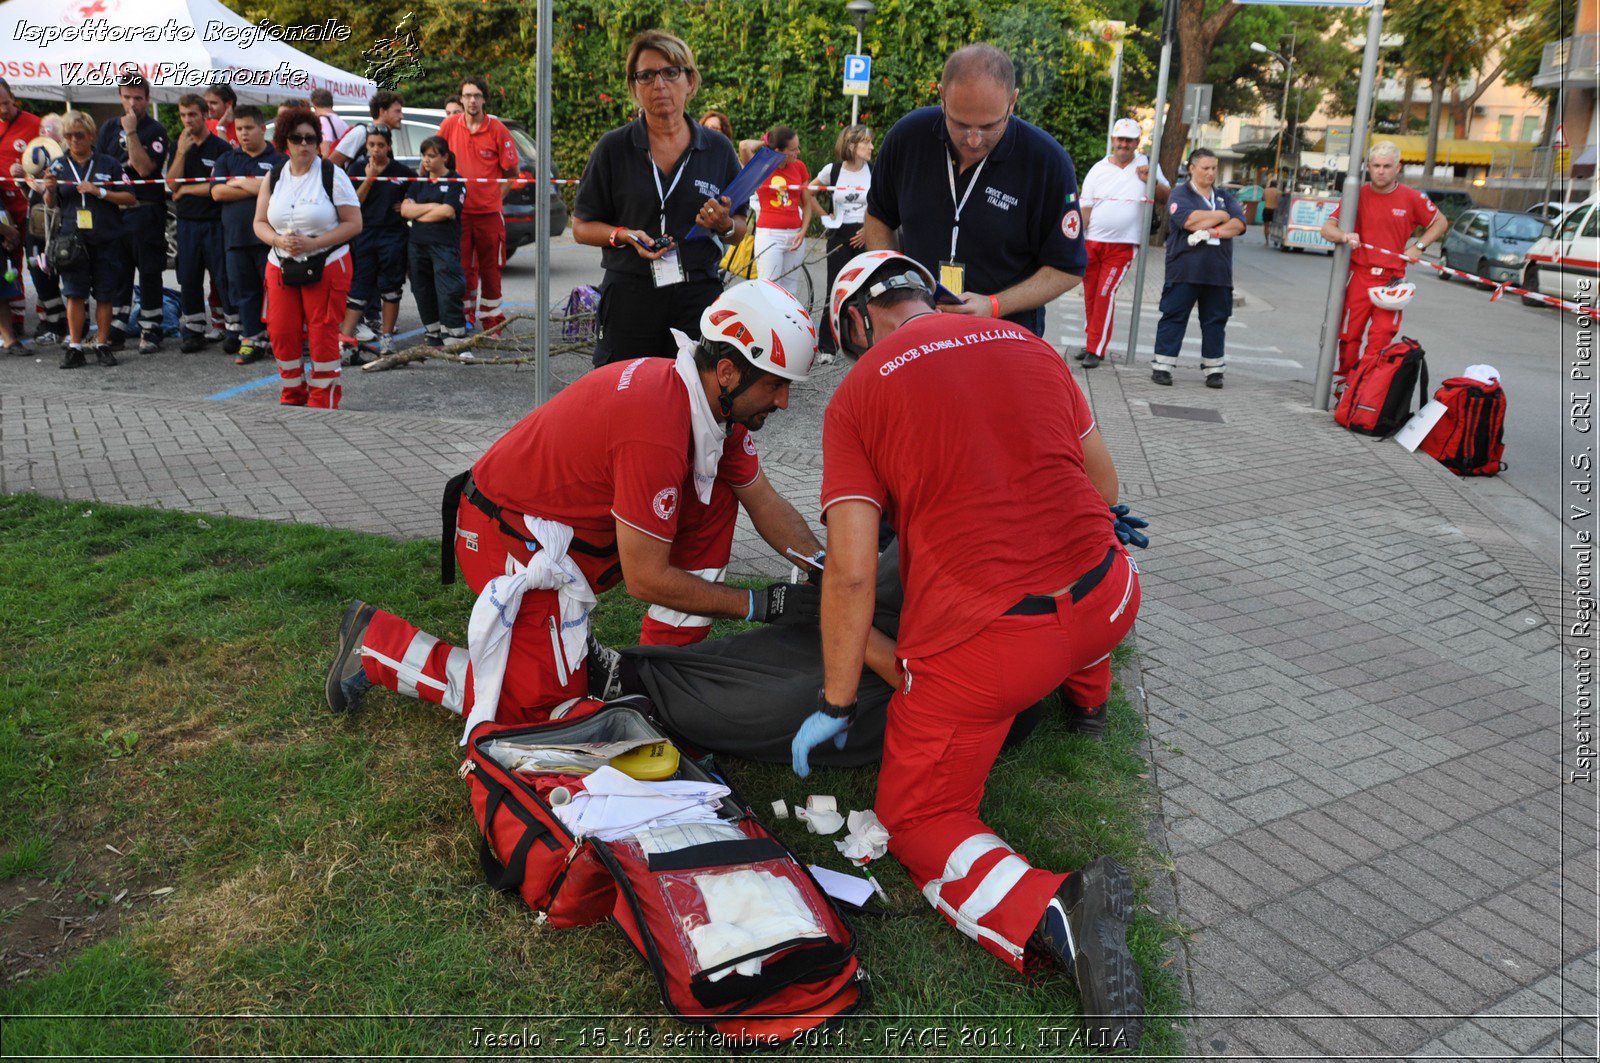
[439,470,470,585]
[462,697,866,1048]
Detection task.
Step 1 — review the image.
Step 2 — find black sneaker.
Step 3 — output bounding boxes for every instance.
[179,331,208,353]
[325,600,377,713]
[59,344,86,369]
[1032,856,1143,1051]
[93,343,118,367]
[1205,373,1224,389]
[1064,699,1108,740]
[1150,369,1173,386]
[222,333,241,356]
[1082,352,1104,369]
[425,333,444,348]
[139,330,161,354]
[103,335,126,353]
[586,636,624,701]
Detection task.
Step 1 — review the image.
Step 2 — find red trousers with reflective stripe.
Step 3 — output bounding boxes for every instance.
[1081,241,1135,357]
[1337,271,1403,377]
[460,212,506,326]
[359,483,740,720]
[876,548,1140,971]
[265,256,351,408]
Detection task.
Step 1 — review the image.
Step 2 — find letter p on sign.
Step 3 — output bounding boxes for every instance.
[843,54,871,96]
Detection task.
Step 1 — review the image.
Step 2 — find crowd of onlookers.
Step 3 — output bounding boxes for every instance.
[0,72,532,407]
[0,61,879,402]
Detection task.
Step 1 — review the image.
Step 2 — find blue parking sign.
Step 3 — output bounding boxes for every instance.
[843,53,871,96]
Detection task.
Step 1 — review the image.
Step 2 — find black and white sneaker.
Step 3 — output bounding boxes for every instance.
[1032,856,1143,1051]
[1073,347,1092,363]
[1081,352,1105,369]
[325,600,377,712]
[586,636,624,701]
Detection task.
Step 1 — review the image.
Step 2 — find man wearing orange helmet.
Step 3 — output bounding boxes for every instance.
[324,281,826,733]
[1320,141,1448,381]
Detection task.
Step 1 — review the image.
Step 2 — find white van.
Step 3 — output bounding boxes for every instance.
[1520,194,1599,305]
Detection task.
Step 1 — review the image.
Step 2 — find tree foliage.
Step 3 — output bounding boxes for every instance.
[242,0,1113,188]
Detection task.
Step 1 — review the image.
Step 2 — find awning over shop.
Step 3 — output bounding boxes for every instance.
[1573,142,1598,180]
[1385,135,1539,168]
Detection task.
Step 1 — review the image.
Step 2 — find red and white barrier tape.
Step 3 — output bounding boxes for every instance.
[1360,241,1588,316]
[2,173,580,187]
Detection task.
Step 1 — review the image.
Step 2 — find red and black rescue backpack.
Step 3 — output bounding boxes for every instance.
[1419,376,1508,476]
[461,697,866,1049]
[1335,337,1429,438]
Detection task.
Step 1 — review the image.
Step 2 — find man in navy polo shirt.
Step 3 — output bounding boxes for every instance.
[862,43,1085,338]
[211,106,283,365]
[167,94,235,354]
[1151,148,1246,389]
[96,73,170,353]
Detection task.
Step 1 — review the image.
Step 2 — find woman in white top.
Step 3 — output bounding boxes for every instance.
[809,124,872,357]
[253,107,362,409]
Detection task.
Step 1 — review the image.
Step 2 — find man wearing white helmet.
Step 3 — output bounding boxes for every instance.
[1075,118,1169,367]
[1320,141,1448,381]
[323,280,827,730]
[794,248,1146,1049]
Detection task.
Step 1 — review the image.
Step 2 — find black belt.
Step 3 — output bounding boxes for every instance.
[440,469,620,586]
[1003,546,1119,616]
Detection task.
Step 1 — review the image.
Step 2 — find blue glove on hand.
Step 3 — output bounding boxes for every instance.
[791,696,854,778]
[1110,504,1150,549]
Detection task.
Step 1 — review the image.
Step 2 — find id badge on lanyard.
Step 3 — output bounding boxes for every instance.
[66,158,94,230]
[1203,190,1221,245]
[940,154,987,295]
[650,150,689,288]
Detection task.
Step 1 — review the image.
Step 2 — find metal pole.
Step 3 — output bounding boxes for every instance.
[534,0,552,406]
[1541,84,1567,212]
[851,26,863,125]
[1312,0,1385,411]
[1107,39,1124,156]
[1123,0,1178,365]
[1272,58,1290,189]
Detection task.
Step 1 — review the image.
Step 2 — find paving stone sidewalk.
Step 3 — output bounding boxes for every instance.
[1,323,1593,1060]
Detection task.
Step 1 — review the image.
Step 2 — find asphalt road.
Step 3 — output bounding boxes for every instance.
[10,230,1572,542]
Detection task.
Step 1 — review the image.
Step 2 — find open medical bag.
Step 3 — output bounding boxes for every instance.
[460,696,866,1048]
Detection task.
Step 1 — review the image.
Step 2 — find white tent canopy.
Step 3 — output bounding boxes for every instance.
[0,0,377,105]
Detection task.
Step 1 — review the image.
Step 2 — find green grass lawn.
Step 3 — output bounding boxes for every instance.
[0,493,1187,1058]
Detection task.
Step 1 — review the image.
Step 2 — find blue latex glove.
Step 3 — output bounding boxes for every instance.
[791,710,851,778]
[1110,504,1150,549]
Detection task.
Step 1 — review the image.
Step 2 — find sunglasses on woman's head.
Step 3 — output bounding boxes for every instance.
[287,133,318,145]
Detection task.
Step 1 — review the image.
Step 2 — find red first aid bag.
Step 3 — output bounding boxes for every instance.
[1335,337,1428,437]
[462,697,866,1048]
[1418,376,1508,476]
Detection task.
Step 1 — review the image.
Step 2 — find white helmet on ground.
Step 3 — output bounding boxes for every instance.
[699,279,817,382]
[1368,280,1416,310]
[828,250,936,358]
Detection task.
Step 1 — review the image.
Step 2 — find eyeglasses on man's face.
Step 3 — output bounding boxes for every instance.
[630,65,687,85]
[943,107,1011,143]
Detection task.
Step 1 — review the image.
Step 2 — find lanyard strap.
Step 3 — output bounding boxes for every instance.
[63,156,90,188]
[945,153,987,260]
[650,146,691,236]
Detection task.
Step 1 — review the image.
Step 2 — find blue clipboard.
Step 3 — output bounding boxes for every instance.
[684,146,786,242]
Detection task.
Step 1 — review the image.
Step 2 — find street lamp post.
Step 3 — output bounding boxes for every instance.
[1251,41,1293,190]
[846,0,875,126]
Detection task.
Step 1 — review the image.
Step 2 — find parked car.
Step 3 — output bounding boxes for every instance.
[268,106,567,255]
[1528,200,1582,225]
[1438,208,1551,285]
[1415,187,1476,223]
[1520,196,1599,305]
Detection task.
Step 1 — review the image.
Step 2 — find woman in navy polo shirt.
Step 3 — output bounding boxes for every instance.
[44,111,135,369]
[402,136,467,348]
[572,30,747,366]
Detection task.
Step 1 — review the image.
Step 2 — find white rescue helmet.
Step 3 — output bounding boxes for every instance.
[828,249,936,358]
[1368,280,1416,310]
[699,279,817,382]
